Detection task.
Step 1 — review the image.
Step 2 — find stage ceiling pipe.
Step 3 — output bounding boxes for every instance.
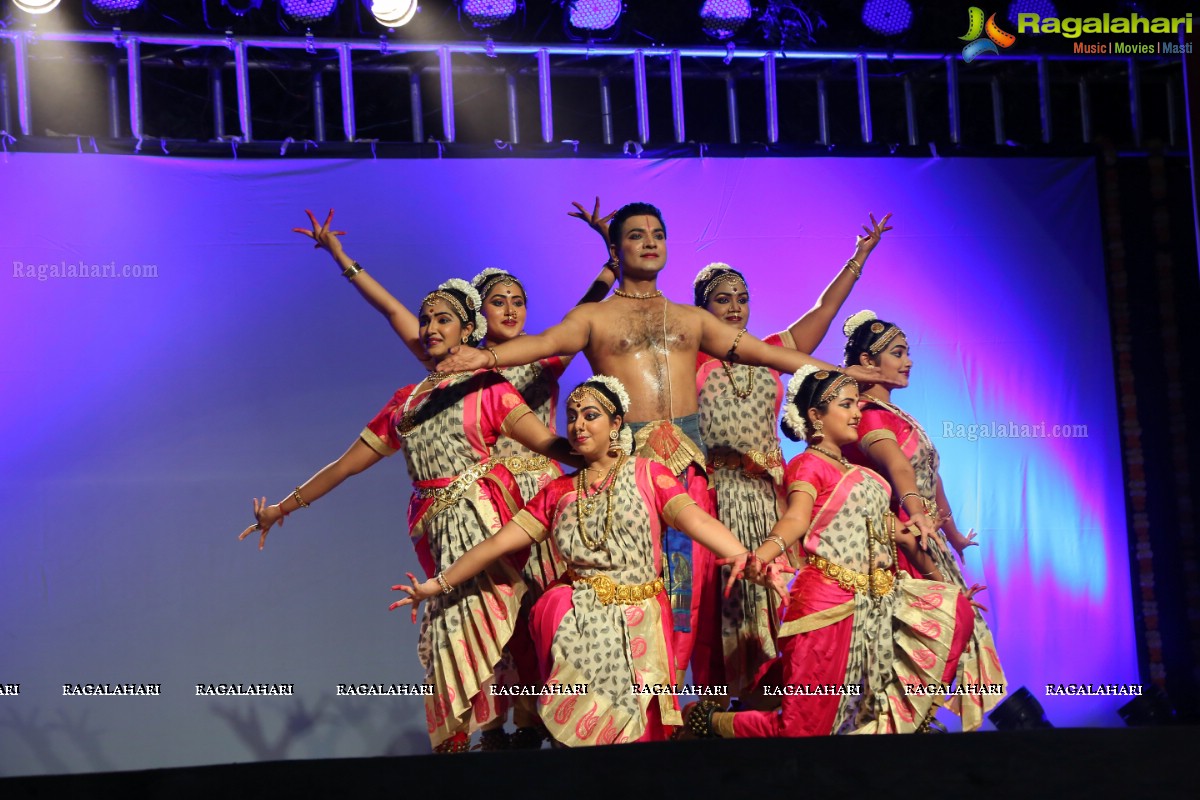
[946,55,960,145]
[599,72,614,145]
[633,49,649,144]
[439,45,455,142]
[126,37,143,140]
[233,39,253,142]
[725,73,739,145]
[764,50,777,144]
[855,53,871,143]
[537,47,553,144]
[670,49,685,143]
[338,43,355,142]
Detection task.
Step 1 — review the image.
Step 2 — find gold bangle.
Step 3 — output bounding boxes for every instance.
[899,491,921,509]
[436,572,453,594]
[342,261,363,280]
[726,328,746,362]
[844,258,862,280]
[487,346,500,369]
[764,535,788,558]
[290,487,310,508]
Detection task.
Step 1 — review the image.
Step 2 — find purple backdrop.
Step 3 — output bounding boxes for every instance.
[0,153,1133,775]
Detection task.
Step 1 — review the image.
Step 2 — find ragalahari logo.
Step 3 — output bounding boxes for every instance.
[959,7,1016,62]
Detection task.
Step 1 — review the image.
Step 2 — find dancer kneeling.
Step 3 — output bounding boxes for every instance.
[687,367,979,738]
[391,376,774,746]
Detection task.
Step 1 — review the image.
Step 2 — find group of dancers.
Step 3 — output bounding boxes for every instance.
[239,200,1006,750]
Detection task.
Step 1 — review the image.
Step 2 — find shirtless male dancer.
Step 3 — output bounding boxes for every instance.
[440,202,878,682]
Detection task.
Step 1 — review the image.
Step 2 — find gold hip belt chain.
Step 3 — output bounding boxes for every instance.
[563,568,666,606]
[414,459,497,519]
[498,454,553,475]
[707,445,783,474]
[805,554,895,598]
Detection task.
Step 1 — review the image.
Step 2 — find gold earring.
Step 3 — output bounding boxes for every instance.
[460,335,468,344]
[609,430,619,442]
[813,420,824,440]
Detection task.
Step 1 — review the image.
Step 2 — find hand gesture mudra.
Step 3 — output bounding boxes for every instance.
[853,212,893,259]
[389,572,440,623]
[293,208,348,256]
[237,497,283,551]
[568,197,617,246]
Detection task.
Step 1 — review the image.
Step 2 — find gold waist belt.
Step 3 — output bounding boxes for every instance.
[563,568,665,606]
[805,554,895,598]
[414,459,497,519]
[707,445,783,474]
[498,454,553,475]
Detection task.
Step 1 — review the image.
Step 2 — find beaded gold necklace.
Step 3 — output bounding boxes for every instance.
[721,359,755,399]
[575,453,626,550]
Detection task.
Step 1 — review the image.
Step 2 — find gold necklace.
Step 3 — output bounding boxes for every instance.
[613,287,663,300]
[810,443,851,469]
[575,454,625,550]
[397,372,468,435]
[721,360,754,399]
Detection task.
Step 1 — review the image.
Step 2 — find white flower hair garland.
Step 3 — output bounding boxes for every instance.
[842,309,877,339]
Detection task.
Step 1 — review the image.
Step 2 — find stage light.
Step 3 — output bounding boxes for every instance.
[988,686,1053,731]
[861,0,912,36]
[1007,0,1056,30]
[700,0,753,41]
[1118,685,1176,726]
[281,0,339,25]
[88,0,144,13]
[568,0,623,31]
[13,0,62,15]
[222,0,264,15]
[371,0,419,28]
[460,1,518,29]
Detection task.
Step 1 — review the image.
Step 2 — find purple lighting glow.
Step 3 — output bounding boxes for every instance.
[568,0,622,31]
[281,0,338,24]
[89,0,144,14]
[700,0,753,40]
[861,0,912,36]
[1007,0,1058,30]
[462,0,518,29]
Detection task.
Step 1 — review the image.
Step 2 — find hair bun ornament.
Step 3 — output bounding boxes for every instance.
[581,374,632,417]
[843,309,878,339]
[439,277,487,343]
[692,262,734,290]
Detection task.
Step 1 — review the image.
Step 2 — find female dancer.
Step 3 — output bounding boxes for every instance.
[684,367,977,738]
[238,278,579,752]
[690,213,891,697]
[840,310,1006,730]
[391,376,775,745]
[293,209,616,591]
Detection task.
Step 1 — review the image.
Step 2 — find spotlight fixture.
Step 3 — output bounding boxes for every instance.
[1006,0,1056,31]
[281,0,339,25]
[88,0,144,14]
[370,0,419,28]
[861,0,912,36]
[567,0,622,32]
[13,0,63,14]
[460,0,519,30]
[988,686,1053,731]
[1118,685,1176,726]
[222,0,264,15]
[700,0,753,41]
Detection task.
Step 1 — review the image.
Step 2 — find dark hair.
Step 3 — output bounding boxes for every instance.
[694,266,749,307]
[472,270,526,302]
[844,316,904,368]
[609,202,667,245]
[780,370,856,442]
[575,380,626,418]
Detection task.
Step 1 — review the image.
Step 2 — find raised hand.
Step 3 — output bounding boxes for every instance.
[947,527,980,560]
[389,572,440,623]
[568,197,617,247]
[853,212,893,260]
[237,497,284,551]
[844,364,882,384]
[293,208,348,257]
